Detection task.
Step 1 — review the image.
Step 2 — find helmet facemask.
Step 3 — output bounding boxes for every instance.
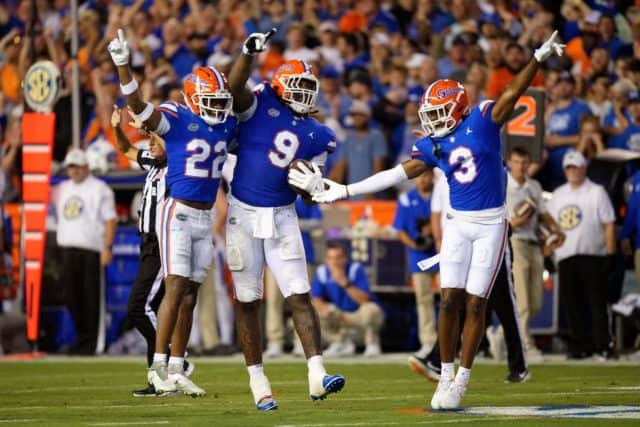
[186,90,232,126]
[419,100,460,138]
[278,74,318,115]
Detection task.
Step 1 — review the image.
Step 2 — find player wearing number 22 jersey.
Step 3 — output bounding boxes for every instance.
[228,45,343,411]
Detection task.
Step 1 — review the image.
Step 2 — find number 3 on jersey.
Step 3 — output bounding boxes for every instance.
[269,130,300,168]
[185,138,227,178]
[449,146,477,184]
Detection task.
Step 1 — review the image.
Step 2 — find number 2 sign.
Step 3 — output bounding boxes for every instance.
[502,89,545,163]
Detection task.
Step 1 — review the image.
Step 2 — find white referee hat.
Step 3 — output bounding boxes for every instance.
[63,148,88,167]
[563,150,586,168]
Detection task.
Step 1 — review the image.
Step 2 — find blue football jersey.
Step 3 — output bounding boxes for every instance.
[157,102,237,204]
[411,100,506,211]
[231,84,337,207]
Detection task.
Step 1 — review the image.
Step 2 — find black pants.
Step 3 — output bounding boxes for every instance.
[486,246,526,375]
[62,247,101,355]
[427,245,526,374]
[558,255,610,355]
[125,233,164,367]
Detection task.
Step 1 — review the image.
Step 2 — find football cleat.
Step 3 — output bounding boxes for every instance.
[250,374,277,411]
[149,362,177,395]
[310,374,345,401]
[132,383,157,397]
[168,373,206,397]
[408,354,440,382]
[256,396,278,411]
[504,369,531,384]
[439,380,467,409]
[184,359,195,378]
[430,375,454,410]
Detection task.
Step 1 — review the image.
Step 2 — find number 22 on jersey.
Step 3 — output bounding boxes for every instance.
[185,138,227,179]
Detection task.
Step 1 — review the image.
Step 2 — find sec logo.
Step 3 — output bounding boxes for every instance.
[23,60,60,113]
[558,205,582,230]
[63,196,84,220]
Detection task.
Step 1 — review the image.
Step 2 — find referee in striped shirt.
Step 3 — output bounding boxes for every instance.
[112,107,169,396]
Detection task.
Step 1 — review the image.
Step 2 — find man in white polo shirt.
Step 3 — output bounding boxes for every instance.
[506,147,565,356]
[51,148,117,355]
[546,150,616,360]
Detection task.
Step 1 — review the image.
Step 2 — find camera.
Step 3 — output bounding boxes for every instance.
[414,216,434,252]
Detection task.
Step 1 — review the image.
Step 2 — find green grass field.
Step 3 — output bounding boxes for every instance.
[0,356,639,426]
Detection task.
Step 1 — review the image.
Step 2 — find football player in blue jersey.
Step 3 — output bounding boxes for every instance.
[292,31,566,409]
[225,30,343,410]
[109,29,236,397]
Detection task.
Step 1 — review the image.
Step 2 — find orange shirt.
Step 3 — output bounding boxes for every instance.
[0,64,20,103]
[565,38,591,75]
[486,67,545,100]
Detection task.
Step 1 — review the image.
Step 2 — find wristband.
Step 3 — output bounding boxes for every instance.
[136,102,154,122]
[120,79,138,95]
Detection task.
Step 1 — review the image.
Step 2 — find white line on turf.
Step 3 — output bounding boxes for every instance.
[0,420,40,424]
[276,416,518,427]
[87,422,169,426]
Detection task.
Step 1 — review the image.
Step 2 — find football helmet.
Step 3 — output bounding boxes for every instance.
[271,60,319,115]
[419,79,470,138]
[183,66,232,125]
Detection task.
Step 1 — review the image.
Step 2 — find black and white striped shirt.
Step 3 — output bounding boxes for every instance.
[137,150,167,234]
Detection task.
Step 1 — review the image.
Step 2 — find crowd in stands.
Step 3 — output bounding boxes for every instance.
[2,0,640,195]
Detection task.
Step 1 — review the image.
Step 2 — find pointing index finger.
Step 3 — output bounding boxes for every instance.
[117,28,125,43]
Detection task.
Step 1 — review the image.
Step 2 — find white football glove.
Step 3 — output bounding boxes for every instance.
[108,28,130,66]
[287,162,323,194]
[312,178,348,203]
[242,29,276,56]
[533,30,565,63]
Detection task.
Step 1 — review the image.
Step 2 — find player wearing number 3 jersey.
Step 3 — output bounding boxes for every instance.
[292,31,566,409]
[227,30,342,411]
[109,28,236,397]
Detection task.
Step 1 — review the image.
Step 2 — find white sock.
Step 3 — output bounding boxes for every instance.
[153,353,167,365]
[168,356,184,374]
[456,367,471,385]
[307,355,327,378]
[247,364,264,378]
[441,362,455,381]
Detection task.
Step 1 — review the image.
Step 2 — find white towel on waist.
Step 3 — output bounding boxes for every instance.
[253,207,277,239]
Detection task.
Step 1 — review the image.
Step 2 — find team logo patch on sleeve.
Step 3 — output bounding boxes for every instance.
[268,108,280,117]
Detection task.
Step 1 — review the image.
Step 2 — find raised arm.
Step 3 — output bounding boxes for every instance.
[108,29,163,131]
[110,105,139,161]
[492,31,565,125]
[228,29,276,114]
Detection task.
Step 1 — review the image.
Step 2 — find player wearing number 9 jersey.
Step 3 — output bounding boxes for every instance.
[298,31,566,410]
[109,27,235,397]
[227,30,343,411]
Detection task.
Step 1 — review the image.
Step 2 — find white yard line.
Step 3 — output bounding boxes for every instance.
[276,417,519,427]
[87,422,169,426]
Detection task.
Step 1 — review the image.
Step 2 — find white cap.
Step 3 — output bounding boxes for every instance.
[349,100,371,116]
[319,20,338,33]
[563,150,586,168]
[63,148,88,167]
[370,32,390,47]
[407,53,428,69]
[585,10,602,25]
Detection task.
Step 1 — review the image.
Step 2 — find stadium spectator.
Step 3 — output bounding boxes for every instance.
[328,100,387,197]
[51,148,116,355]
[437,32,470,79]
[543,71,592,189]
[506,147,565,356]
[311,242,384,357]
[586,73,612,123]
[486,42,544,100]
[576,115,606,159]
[547,150,616,360]
[284,23,318,63]
[393,168,438,359]
[605,90,640,151]
[621,170,640,290]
